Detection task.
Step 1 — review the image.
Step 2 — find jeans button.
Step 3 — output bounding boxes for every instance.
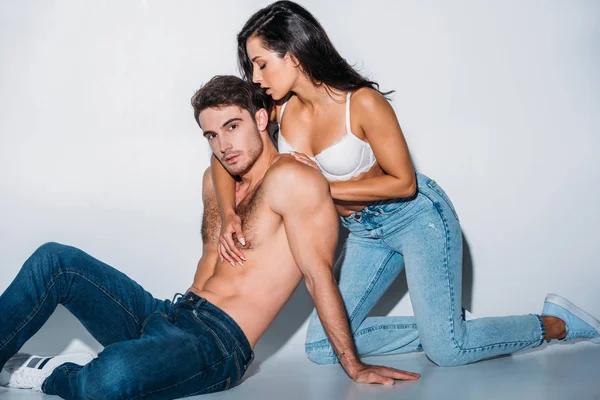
[353,214,360,220]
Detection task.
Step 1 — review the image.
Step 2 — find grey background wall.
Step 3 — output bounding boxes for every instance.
[1,0,598,360]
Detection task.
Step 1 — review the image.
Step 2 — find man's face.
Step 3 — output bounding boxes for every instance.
[199,106,264,176]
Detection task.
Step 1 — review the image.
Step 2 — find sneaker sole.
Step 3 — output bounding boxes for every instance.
[545,294,600,343]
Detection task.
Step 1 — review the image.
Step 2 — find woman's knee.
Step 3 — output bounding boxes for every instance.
[305,311,328,344]
[423,344,465,367]
[305,343,338,365]
[305,316,338,364]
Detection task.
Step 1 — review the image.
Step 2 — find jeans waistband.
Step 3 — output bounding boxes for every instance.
[341,173,431,229]
[174,291,254,366]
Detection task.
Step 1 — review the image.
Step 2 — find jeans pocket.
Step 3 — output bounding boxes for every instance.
[427,180,460,221]
[191,310,228,357]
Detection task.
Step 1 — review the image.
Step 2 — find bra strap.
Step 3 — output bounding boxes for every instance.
[345,92,352,133]
[279,100,289,125]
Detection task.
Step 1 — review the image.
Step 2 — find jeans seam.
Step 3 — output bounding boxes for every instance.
[140,312,168,335]
[61,269,144,331]
[305,337,538,352]
[416,190,461,353]
[306,251,401,350]
[306,323,420,350]
[373,200,412,216]
[534,313,546,346]
[233,350,241,384]
[346,251,396,324]
[194,378,232,397]
[186,378,231,397]
[446,339,541,352]
[198,310,248,361]
[190,311,228,357]
[417,194,541,354]
[354,324,418,337]
[306,239,396,349]
[427,180,460,221]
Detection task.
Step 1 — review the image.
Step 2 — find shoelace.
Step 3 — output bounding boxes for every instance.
[9,368,45,391]
[3,354,31,373]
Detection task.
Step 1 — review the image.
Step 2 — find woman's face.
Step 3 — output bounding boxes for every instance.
[246,36,299,101]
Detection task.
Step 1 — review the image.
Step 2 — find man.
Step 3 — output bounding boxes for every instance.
[0,75,420,399]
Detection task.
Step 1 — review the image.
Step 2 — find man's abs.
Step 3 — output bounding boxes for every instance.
[190,246,303,348]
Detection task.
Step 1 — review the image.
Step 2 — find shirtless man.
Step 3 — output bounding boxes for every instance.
[0,75,419,399]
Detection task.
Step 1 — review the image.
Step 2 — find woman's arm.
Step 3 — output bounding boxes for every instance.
[210,155,246,265]
[330,88,416,202]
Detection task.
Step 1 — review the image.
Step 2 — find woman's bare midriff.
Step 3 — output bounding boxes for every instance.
[334,162,385,217]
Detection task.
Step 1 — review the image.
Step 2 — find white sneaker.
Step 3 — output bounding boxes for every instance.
[1,340,96,391]
[0,353,31,386]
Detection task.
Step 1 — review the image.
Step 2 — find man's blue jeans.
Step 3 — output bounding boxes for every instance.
[0,242,253,399]
[306,173,545,366]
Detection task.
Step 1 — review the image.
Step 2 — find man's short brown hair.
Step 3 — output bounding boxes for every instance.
[191,75,267,128]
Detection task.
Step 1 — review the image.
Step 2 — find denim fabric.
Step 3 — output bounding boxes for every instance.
[0,243,253,399]
[306,173,545,367]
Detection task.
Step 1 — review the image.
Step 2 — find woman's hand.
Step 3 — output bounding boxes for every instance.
[218,212,246,267]
[291,151,319,171]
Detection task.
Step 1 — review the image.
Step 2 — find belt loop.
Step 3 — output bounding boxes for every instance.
[194,297,206,309]
[171,292,184,304]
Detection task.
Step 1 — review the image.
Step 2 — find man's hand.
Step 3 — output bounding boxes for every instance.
[348,362,420,385]
[218,212,246,267]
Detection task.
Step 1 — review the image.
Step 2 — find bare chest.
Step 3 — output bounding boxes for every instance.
[202,184,277,250]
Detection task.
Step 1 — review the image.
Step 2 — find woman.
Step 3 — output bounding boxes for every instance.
[210,1,599,367]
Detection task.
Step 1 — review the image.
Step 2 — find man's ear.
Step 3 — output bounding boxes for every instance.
[255,108,269,132]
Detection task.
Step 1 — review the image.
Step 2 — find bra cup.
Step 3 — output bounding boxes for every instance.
[277,130,376,182]
[316,135,365,177]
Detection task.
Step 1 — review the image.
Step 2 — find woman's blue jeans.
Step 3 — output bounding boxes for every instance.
[305,173,545,367]
[0,242,253,399]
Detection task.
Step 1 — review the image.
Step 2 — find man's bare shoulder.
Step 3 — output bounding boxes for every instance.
[266,155,328,189]
[263,155,330,213]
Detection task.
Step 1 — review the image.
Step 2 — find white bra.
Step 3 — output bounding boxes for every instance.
[277,92,377,182]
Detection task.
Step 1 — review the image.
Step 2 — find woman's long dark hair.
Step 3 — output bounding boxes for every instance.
[237,1,392,118]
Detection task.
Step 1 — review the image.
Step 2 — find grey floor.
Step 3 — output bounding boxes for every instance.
[2,342,599,400]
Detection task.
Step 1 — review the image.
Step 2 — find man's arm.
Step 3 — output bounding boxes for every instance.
[267,159,420,384]
[188,168,220,292]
